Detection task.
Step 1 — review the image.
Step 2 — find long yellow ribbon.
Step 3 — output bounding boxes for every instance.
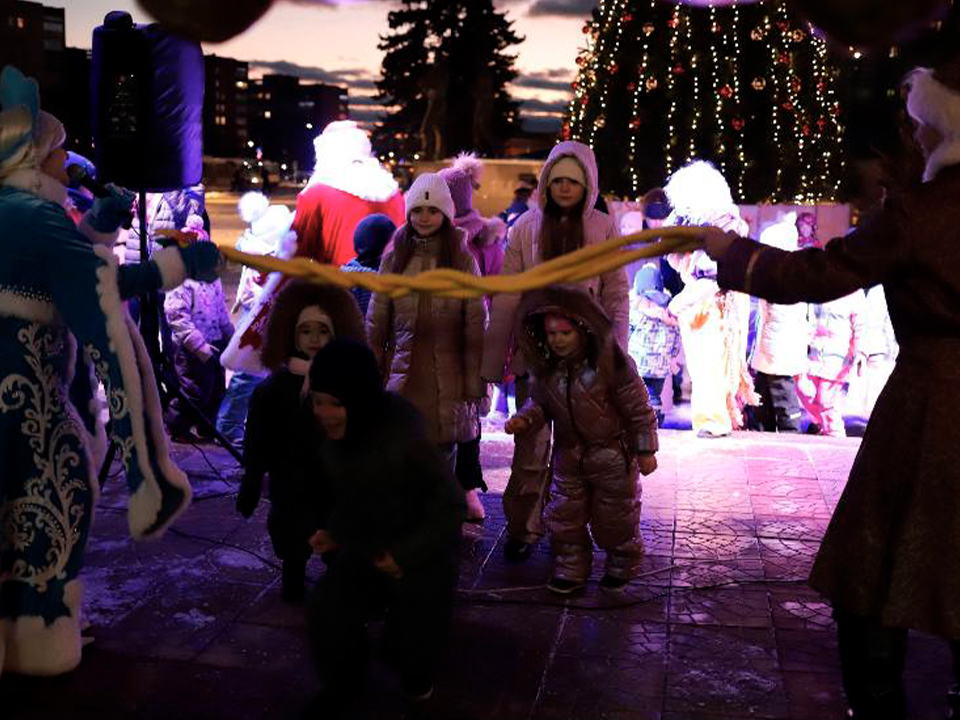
[214,226,704,299]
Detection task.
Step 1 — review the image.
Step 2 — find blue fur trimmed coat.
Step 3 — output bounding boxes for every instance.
[0,170,193,677]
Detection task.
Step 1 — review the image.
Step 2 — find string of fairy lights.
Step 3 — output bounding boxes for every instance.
[627,0,659,194]
[566,0,845,204]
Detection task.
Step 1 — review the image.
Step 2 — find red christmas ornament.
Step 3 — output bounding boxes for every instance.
[582,23,592,34]
[672,63,685,75]
[731,117,745,131]
[630,117,642,128]
[667,16,679,28]
[627,82,637,92]
[802,124,812,135]
[782,101,795,111]
[609,63,619,74]
[623,13,633,22]
[830,104,841,116]
[776,20,789,31]
[817,116,828,130]
[718,84,733,98]
[778,52,790,64]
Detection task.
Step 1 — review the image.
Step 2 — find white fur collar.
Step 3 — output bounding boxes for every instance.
[924,137,960,182]
[1,167,68,207]
[306,159,399,202]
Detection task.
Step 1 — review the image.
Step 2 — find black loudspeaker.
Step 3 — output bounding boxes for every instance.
[91,11,204,192]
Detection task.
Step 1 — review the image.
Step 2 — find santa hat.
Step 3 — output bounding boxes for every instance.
[0,65,66,179]
[405,172,455,223]
[313,120,372,172]
[905,54,960,181]
[438,152,483,218]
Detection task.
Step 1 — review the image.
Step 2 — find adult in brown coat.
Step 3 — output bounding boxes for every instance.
[506,287,658,595]
[701,58,960,718]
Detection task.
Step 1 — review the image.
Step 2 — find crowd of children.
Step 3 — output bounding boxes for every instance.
[122,134,897,717]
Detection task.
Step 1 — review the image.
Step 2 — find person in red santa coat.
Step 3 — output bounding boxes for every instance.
[293,120,405,266]
[221,120,405,376]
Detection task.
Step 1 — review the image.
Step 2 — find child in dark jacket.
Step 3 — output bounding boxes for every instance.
[306,339,465,714]
[505,286,659,595]
[235,280,365,602]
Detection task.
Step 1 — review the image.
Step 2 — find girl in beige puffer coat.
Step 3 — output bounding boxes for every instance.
[366,173,487,473]
[505,287,658,595]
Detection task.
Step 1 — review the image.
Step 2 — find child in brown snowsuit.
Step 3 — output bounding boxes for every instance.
[505,286,659,594]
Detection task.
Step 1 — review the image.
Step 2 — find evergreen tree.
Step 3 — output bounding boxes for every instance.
[375,0,523,158]
[567,0,845,203]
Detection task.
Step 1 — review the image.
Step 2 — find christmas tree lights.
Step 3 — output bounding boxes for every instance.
[566,0,845,203]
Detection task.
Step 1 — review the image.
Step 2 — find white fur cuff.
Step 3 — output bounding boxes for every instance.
[153,246,188,290]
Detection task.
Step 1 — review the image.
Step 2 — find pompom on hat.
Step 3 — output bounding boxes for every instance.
[0,65,66,179]
[404,172,456,223]
[438,152,483,218]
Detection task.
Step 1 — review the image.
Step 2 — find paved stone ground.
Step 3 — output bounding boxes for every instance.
[1,426,952,720]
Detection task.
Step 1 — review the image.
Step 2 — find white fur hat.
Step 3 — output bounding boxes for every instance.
[404,172,455,223]
[664,160,736,226]
[313,120,372,170]
[905,66,960,181]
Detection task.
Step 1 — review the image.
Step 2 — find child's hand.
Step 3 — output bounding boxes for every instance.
[309,529,338,555]
[637,453,658,476]
[374,552,403,579]
[504,416,530,435]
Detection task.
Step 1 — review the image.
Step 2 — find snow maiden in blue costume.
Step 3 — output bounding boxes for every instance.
[0,66,221,676]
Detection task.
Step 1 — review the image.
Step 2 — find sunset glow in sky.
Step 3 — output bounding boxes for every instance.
[54,0,596,131]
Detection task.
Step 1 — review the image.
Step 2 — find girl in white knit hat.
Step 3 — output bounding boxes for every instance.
[366,173,487,515]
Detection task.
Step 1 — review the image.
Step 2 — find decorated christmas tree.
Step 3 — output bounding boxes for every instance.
[566,0,845,203]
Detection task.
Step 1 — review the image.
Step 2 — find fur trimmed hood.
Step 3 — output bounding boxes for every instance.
[515,285,615,378]
[260,280,366,371]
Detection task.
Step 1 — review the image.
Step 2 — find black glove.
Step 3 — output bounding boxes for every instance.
[236,478,260,518]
